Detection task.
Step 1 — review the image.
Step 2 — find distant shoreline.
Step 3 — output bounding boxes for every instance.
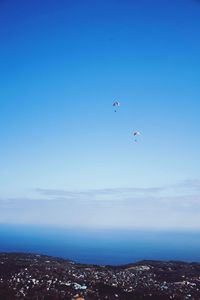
[1,251,200,267]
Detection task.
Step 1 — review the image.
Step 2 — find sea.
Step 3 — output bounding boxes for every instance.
[0,224,200,265]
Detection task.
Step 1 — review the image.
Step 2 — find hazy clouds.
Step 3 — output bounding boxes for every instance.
[0,179,200,230]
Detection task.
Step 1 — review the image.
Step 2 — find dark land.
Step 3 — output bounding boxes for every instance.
[0,253,200,300]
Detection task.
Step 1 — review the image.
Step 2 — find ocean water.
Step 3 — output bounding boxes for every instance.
[0,224,200,265]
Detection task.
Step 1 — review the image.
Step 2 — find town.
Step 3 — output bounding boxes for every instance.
[0,253,200,299]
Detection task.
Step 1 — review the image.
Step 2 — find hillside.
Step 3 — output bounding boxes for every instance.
[0,253,200,299]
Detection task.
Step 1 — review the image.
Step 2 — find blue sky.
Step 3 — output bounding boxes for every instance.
[0,0,200,229]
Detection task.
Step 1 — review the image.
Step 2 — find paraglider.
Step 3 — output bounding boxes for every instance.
[133,131,141,143]
[112,101,120,112]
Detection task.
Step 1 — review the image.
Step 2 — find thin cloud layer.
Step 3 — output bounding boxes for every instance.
[0,180,200,230]
[35,179,200,200]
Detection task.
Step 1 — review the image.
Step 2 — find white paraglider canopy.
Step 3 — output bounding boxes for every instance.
[112,101,120,112]
[133,131,141,142]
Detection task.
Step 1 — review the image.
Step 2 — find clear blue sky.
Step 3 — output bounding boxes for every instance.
[0,0,200,229]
